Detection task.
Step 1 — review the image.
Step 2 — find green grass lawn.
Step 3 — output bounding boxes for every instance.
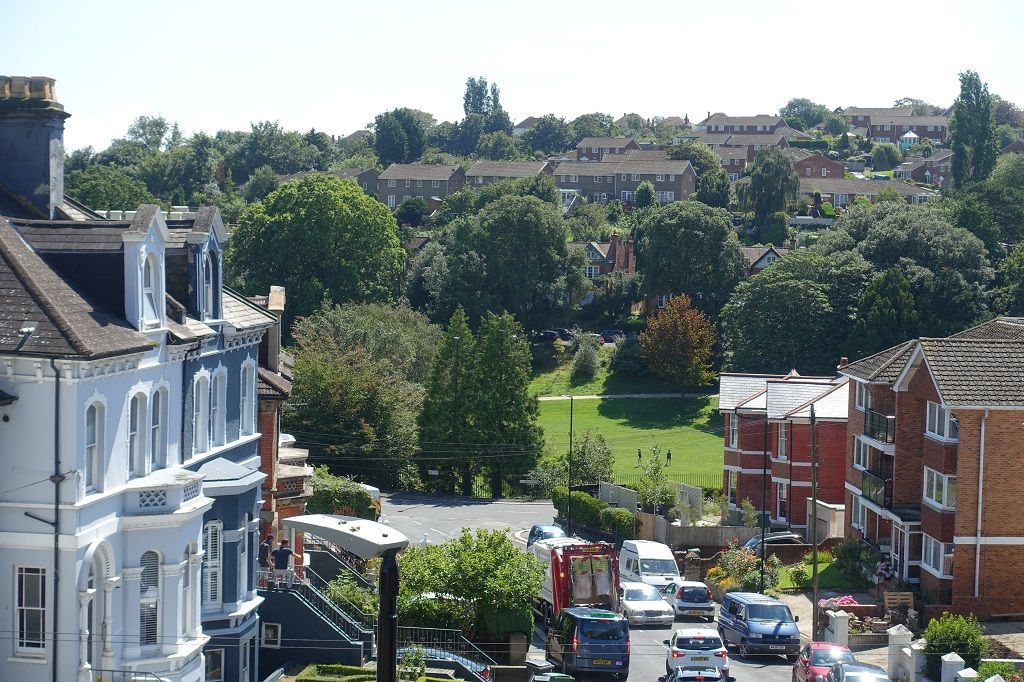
[536,396,723,481]
[529,344,675,397]
[778,561,845,590]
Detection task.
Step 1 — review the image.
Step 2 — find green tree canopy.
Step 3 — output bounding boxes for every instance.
[227,174,405,332]
[522,115,571,155]
[740,146,799,225]
[308,466,375,518]
[992,242,1024,316]
[949,70,998,187]
[635,180,656,209]
[847,268,919,358]
[779,98,830,129]
[65,164,159,211]
[667,141,722,178]
[871,143,902,171]
[568,113,616,146]
[374,108,428,165]
[242,164,280,203]
[695,167,732,208]
[395,196,429,227]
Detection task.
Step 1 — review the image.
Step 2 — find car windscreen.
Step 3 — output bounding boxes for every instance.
[680,587,710,602]
[542,529,565,540]
[624,585,662,601]
[747,604,794,622]
[812,650,855,666]
[675,636,723,650]
[580,619,627,640]
[638,558,679,575]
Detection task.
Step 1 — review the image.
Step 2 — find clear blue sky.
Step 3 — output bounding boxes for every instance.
[5,0,1023,151]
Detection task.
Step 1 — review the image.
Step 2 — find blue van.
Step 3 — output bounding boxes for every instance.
[716,593,800,660]
[546,607,630,679]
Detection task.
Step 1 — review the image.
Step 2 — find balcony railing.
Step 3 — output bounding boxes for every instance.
[864,409,896,444]
[861,469,893,508]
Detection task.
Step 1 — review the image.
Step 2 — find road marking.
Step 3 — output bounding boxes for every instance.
[430,528,451,537]
[409,519,422,526]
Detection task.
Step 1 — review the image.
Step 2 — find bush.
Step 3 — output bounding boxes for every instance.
[600,507,635,539]
[832,539,873,585]
[871,143,902,171]
[325,573,376,616]
[711,541,782,594]
[610,337,648,377]
[788,563,809,588]
[978,662,1018,681]
[551,485,569,516]
[740,498,759,527]
[568,490,607,529]
[297,664,376,682]
[820,202,835,217]
[923,613,987,681]
[571,335,600,381]
[802,549,834,565]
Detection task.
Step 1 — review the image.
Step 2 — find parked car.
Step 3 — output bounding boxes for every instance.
[546,607,630,679]
[742,532,804,557]
[663,667,727,682]
[717,592,800,660]
[825,663,891,682]
[599,329,626,343]
[619,581,675,626]
[662,581,715,620]
[533,330,558,343]
[793,643,856,682]
[583,332,605,345]
[551,328,572,341]
[527,524,566,548]
[665,627,729,678]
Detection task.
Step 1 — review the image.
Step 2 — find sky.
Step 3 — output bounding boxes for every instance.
[4,0,1023,152]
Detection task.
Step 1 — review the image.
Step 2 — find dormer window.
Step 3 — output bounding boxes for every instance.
[142,256,159,326]
[203,252,215,320]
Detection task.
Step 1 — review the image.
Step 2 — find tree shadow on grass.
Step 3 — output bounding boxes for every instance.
[596,395,718,431]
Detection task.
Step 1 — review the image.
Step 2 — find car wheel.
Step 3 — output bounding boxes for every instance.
[739,640,750,657]
[787,654,799,663]
[718,627,731,650]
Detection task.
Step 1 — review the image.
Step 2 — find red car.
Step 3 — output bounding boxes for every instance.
[792,643,856,682]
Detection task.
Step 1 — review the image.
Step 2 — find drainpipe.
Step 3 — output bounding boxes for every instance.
[974,409,988,598]
[49,359,65,682]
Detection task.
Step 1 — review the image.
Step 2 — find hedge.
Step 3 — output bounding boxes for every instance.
[552,485,569,517]
[600,507,635,539]
[568,490,607,530]
[789,139,830,150]
[296,665,453,682]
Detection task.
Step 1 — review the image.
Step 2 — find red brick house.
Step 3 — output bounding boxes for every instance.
[465,160,552,186]
[792,152,845,179]
[377,163,466,208]
[554,158,695,206]
[844,106,913,128]
[868,116,948,144]
[840,317,1024,617]
[716,146,749,181]
[797,177,934,206]
[699,113,787,134]
[894,149,953,187]
[741,246,789,276]
[554,161,621,204]
[573,234,636,280]
[576,136,640,161]
[720,372,849,530]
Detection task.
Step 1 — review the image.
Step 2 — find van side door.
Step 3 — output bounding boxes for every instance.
[721,599,741,644]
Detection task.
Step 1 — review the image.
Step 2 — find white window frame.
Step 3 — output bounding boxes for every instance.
[85,402,103,492]
[656,174,664,181]
[620,173,627,181]
[585,265,600,279]
[726,471,737,506]
[853,438,873,470]
[923,467,956,510]
[851,495,866,531]
[211,370,227,447]
[855,382,871,411]
[15,566,46,655]
[150,388,166,470]
[777,423,788,460]
[921,533,954,578]
[729,412,738,448]
[821,167,828,177]
[193,375,210,455]
[142,255,160,327]
[432,179,441,188]
[621,191,634,202]
[203,252,215,320]
[128,392,147,478]
[387,195,396,208]
[631,173,640,181]
[669,174,675,181]
[387,179,396,188]
[202,521,223,609]
[240,515,250,598]
[241,638,251,682]
[262,622,282,649]
[925,401,958,441]
[139,550,161,648]
[405,179,411,188]
[206,648,225,682]
[416,179,423,188]
[570,175,578,183]
[240,363,256,436]
[777,482,788,520]
[806,167,812,177]
[475,176,483,184]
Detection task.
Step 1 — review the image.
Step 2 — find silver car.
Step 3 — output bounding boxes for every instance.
[665,627,730,678]
[662,581,716,620]
[619,581,675,626]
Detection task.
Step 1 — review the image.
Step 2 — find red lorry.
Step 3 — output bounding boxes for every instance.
[530,537,620,626]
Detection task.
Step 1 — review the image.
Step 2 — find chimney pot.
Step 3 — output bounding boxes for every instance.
[838,357,849,369]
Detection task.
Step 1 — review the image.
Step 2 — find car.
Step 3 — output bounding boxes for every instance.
[663,667,727,682]
[717,592,800,660]
[551,328,572,341]
[527,524,566,547]
[793,643,856,682]
[546,607,630,679]
[583,332,605,345]
[825,662,891,682]
[619,581,675,626]
[665,627,729,678]
[742,532,804,557]
[599,329,626,343]
[533,330,558,343]
[662,581,716,620]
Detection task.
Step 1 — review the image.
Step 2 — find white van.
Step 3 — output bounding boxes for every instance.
[618,540,680,587]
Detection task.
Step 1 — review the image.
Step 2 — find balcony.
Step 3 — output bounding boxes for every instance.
[864,409,895,444]
[861,469,893,508]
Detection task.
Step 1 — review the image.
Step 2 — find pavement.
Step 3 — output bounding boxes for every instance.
[537,392,716,401]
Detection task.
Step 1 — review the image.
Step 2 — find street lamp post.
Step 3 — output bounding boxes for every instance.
[565,394,574,535]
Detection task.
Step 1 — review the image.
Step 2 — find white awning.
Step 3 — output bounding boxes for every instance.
[283,514,409,559]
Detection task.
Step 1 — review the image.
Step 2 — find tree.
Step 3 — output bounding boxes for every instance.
[228,174,405,332]
[923,614,987,682]
[779,98,829,129]
[395,196,429,227]
[571,334,600,382]
[565,430,614,486]
[638,200,747,316]
[635,180,656,209]
[893,98,945,116]
[871,143,903,171]
[876,186,903,203]
[476,132,519,160]
[374,108,427,165]
[989,152,1024,189]
[125,115,172,153]
[991,94,1023,127]
[419,307,479,495]
[308,466,374,517]
[992,242,1024,316]
[591,271,643,323]
[473,312,544,497]
[639,294,715,389]
[667,141,722,178]
[464,76,498,116]
[522,115,571,155]
[452,113,485,155]
[637,446,675,511]
[568,113,616,146]
[847,269,918,358]
[821,112,848,135]
[742,146,799,225]
[949,70,998,187]
[65,164,159,210]
[696,168,732,208]
[242,164,280,203]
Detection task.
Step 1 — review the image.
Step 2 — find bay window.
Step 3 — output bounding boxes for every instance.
[922,534,954,577]
[926,401,958,441]
[923,467,956,509]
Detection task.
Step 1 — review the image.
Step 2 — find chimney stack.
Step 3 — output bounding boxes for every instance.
[838,357,849,369]
[0,76,69,218]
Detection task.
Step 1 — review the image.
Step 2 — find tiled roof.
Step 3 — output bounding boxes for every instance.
[602,149,670,162]
[258,365,292,399]
[725,134,789,146]
[798,177,933,198]
[701,114,784,127]
[405,236,431,251]
[765,378,840,419]
[0,218,153,358]
[785,148,815,161]
[841,341,916,383]
[871,115,948,127]
[689,132,733,146]
[662,116,688,127]
[719,373,785,411]
[740,246,789,267]
[553,161,621,177]
[715,147,748,161]
[919,338,1024,407]
[465,161,549,178]
[845,107,913,118]
[786,379,849,420]
[614,158,693,175]
[570,241,611,258]
[949,317,1024,341]
[576,136,636,148]
[515,116,541,128]
[222,287,277,332]
[378,164,460,181]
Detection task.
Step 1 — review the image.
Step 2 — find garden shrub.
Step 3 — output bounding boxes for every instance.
[610,337,648,377]
[709,541,782,595]
[832,539,873,585]
[923,613,987,681]
[802,549,834,565]
[740,498,759,527]
[568,490,607,529]
[551,485,569,517]
[297,664,377,681]
[788,563,809,588]
[978,662,1018,681]
[326,573,376,616]
[600,507,635,539]
[571,335,600,381]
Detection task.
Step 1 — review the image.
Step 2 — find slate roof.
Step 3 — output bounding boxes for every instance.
[845,107,913,118]
[715,147,749,162]
[719,373,785,411]
[725,134,789,147]
[918,338,1024,407]
[258,365,292,399]
[950,317,1024,341]
[602,149,670,162]
[841,340,916,383]
[741,246,789,267]
[465,161,549,178]
[378,164,461,181]
[515,116,541,129]
[614,158,693,175]
[222,286,277,331]
[765,378,840,419]
[701,113,784,127]
[576,136,636,148]
[553,161,621,177]
[871,115,948,128]
[0,218,153,359]
[798,177,933,198]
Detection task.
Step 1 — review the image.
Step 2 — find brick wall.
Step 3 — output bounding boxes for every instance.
[258,401,279,513]
[893,387,926,505]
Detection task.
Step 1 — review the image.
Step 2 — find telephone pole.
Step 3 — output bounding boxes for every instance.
[759,414,769,592]
[810,403,820,637]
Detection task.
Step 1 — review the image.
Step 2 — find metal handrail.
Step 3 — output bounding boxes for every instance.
[864,409,896,444]
[394,625,497,670]
[861,469,892,508]
[293,576,375,644]
[90,669,169,682]
[304,533,374,587]
[306,566,378,628]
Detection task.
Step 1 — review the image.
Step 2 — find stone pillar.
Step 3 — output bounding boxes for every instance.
[188,553,203,637]
[887,624,914,680]
[909,639,928,682]
[830,610,850,647]
[78,589,95,682]
[941,653,965,682]
[101,577,120,670]
[161,563,185,649]
[121,567,143,660]
[956,669,979,682]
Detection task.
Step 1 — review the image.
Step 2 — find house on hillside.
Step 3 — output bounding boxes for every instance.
[844,106,913,128]
[894,149,953,187]
[280,168,379,195]
[796,177,934,206]
[716,146,749,181]
[614,158,696,206]
[741,246,789,276]
[719,372,849,530]
[464,160,552,186]
[1000,139,1024,156]
[513,116,541,137]
[377,164,465,208]
[839,317,1024,617]
[571,235,636,305]
[698,113,787,134]
[575,136,640,161]
[790,152,845,179]
[868,116,948,144]
[553,161,621,205]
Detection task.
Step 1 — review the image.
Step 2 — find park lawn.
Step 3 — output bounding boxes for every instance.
[778,561,845,590]
[536,396,723,480]
[529,344,675,397]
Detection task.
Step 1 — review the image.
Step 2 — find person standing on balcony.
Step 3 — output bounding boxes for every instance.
[270,539,302,589]
[258,535,273,588]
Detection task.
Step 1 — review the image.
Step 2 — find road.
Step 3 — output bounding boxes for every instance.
[382,493,793,682]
